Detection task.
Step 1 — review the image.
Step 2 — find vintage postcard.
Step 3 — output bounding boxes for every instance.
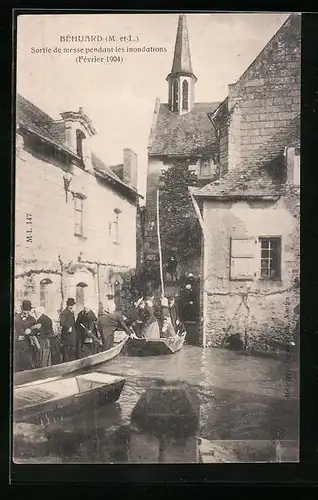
[13,12,300,464]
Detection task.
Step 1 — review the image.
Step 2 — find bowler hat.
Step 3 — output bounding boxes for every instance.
[66,298,76,306]
[22,299,32,311]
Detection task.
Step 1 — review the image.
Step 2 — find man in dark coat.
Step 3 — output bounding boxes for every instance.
[33,306,61,366]
[125,297,145,337]
[14,300,38,371]
[75,306,101,358]
[168,296,178,331]
[60,298,77,362]
[97,296,131,350]
[168,295,186,336]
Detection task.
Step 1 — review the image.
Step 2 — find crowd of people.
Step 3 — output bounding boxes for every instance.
[125,293,186,340]
[13,291,186,373]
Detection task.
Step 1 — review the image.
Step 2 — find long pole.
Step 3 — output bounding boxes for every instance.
[156,189,165,297]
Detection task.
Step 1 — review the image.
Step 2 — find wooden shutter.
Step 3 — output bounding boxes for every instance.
[230,237,256,281]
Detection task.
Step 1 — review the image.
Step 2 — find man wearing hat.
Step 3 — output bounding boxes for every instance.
[97,294,131,351]
[14,299,38,371]
[75,304,100,358]
[60,298,77,362]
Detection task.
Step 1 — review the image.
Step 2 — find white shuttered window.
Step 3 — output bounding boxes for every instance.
[230,237,256,281]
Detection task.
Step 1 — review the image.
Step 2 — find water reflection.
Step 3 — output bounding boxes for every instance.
[13,346,299,462]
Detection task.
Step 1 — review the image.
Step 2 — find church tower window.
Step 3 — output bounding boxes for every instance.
[173,81,179,112]
[166,15,197,114]
[182,80,189,111]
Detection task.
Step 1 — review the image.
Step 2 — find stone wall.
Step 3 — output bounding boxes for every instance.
[202,197,299,350]
[14,133,137,323]
[226,14,301,171]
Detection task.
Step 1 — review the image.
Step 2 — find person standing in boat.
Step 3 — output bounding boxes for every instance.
[75,305,101,358]
[97,294,131,350]
[60,298,77,362]
[140,294,160,340]
[169,295,185,336]
[159,297,175,338]
[125,297,145,338]
[14,300,38,371]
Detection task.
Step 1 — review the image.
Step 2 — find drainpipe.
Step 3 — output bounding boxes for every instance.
[188,188,204,232]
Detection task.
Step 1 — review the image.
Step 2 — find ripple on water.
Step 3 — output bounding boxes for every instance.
[13,345,299,462]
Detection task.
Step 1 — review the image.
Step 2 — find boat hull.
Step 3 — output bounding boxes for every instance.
[125,333,186,356]
[14,372,126,424]
[14,336,128,387]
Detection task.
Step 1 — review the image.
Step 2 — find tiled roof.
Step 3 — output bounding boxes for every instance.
[16,94,139,197]
[91,154,140,197]
[17,94,69,150]
[149,102,220,156]
[194,114,300,199]
[191,165,284,199]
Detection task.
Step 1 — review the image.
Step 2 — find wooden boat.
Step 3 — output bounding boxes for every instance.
[125,332,186,357]
[14,372,126,424]
[14,335,128,387]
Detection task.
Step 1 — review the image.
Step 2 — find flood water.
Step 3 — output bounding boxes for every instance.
[13,345,299,463]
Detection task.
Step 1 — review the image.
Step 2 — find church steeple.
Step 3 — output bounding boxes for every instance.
[166,14,197,115]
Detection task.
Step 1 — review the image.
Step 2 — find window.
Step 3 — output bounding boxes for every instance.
[111,208,121,244]
[173,81,179,111]
[74,196,84,236]
[200,160,211,177]
[230,237,255,281]
[259,237,281,280]
[182,80,189,111]
[76,129,85,159]
[229,236,282,281]
[40,278,53,311]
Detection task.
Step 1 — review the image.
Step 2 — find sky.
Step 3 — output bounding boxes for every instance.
[17,12,290,200]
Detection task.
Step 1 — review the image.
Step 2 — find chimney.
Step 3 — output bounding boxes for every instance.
[123,149,138,189]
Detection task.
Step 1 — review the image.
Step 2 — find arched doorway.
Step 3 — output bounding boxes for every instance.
[76,282,88,315]
[40,277,53,315]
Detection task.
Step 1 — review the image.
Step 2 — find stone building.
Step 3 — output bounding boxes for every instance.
[190,14,300,349]
[145,14,220,277]
[15,94,141,326]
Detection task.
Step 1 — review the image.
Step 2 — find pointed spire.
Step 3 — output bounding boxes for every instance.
[170,14,194,76]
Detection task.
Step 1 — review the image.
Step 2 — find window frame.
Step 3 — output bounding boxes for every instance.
[76,129,85,159]
[199,159,212,178]
[74,195,85,237]
[40,278,53,311]
[182,80,189,111]
[229,235,283,282]
[173,80,179,112]
[258,236,282,281]
[112,208,121,245]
